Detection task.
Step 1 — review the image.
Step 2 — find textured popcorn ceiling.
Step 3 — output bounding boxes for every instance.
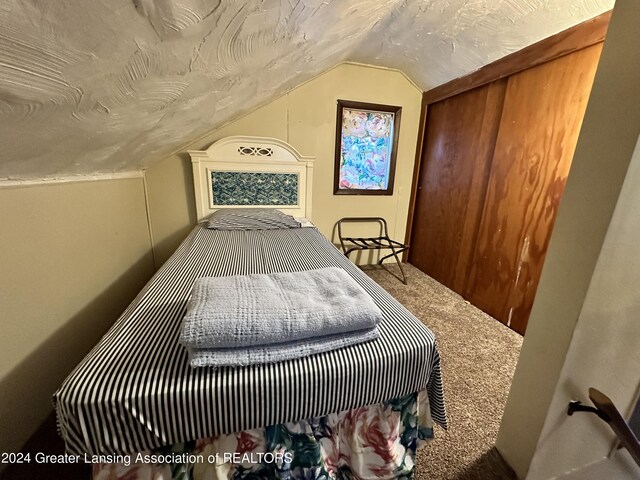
[0,0,614,180]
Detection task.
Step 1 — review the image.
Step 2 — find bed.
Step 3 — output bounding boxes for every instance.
[54,136,446,479]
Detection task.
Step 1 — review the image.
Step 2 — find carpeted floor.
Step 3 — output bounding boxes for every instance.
[362,263,522,480]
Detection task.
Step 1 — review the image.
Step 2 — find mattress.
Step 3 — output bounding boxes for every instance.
[54,224,446,456]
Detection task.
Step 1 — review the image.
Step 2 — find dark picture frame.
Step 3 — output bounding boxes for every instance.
[333,100,402,195]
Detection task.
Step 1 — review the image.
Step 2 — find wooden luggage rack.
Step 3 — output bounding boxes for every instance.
[337,217,409,284]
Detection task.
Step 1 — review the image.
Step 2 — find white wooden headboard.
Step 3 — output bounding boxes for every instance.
[188,136,315,222]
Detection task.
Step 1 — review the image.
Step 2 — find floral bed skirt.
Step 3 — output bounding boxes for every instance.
[93,390,434,480]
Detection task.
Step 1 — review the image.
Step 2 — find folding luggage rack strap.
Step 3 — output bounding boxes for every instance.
[337,217,409,284]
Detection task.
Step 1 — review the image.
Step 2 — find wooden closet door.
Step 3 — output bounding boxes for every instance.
[408,80,507,293]
[465,43,603,334]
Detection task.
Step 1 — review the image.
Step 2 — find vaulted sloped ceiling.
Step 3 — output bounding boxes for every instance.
[0,0,613,180]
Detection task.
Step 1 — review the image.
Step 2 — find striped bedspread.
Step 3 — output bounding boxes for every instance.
[53,224,446,456]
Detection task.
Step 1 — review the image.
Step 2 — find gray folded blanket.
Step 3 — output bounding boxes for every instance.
[188,327,380,368]
[180,267,383,350]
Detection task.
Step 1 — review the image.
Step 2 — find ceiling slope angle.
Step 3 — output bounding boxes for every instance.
[352,0,614,90]
[0,0,614,181]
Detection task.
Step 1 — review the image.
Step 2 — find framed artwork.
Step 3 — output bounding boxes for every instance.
[333,100,401,195]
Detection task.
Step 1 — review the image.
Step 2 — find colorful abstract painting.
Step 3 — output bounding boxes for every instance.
[335,101,401,194]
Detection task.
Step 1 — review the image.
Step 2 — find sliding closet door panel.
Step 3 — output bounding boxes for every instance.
[409,80,506,293]
[466,43,603,334]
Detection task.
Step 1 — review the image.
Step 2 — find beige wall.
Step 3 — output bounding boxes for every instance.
[496,1,640,478]
[0,177,155,456]
[145,63,422,265]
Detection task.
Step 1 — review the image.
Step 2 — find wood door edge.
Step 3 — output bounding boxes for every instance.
[404,95,429,262]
